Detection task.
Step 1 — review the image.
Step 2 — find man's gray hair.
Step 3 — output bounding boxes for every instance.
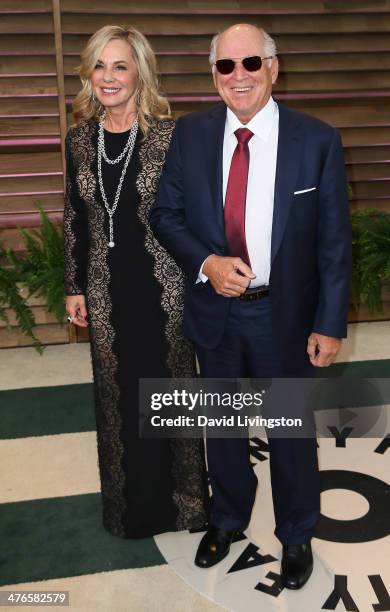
[209,25,277,70]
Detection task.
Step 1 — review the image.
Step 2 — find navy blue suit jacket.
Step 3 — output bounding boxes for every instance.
[150,102,352,371]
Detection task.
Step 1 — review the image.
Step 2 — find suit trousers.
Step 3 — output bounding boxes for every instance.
[195,296,320,545]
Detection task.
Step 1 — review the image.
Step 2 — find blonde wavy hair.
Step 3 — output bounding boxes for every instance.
[72,25,171,135]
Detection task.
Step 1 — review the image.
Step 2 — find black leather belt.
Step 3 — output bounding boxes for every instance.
[237,286,270,301]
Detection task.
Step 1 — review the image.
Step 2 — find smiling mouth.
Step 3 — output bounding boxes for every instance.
[231,86,252,93]
[101,87,121,95]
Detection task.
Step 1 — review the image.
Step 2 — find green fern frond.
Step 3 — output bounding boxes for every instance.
[0,206,66,353]
[13,206,65,323]
[351,209,390,313]
[0,242,43,353]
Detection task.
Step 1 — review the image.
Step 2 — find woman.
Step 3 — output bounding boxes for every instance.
[64,25,208,538]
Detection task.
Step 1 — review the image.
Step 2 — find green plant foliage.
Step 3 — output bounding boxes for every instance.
[11,207,65,323]
[351,209,390,313]
[0,242,43,353]
[0,207,65,353]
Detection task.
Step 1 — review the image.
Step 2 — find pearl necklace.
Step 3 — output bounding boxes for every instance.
[97,114,138,247]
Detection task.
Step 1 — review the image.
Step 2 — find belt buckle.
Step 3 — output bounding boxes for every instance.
[239,286,268,301]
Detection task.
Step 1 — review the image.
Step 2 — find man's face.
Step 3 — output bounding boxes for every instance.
[212,26,279,124]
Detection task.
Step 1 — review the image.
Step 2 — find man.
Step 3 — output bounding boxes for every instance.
[150,24,351,589]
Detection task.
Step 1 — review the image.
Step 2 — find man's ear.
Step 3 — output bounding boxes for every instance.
[270,56,279,84]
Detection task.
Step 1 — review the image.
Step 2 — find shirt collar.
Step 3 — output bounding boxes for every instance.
[225,97,278,142]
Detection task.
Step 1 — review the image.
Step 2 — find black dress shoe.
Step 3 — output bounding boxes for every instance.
[281,541,313,589]
[195,526,237,568]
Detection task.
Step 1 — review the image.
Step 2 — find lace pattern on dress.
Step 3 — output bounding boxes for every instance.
[68,121,126,537]
[136,119,208,530]
[63,133,83,295]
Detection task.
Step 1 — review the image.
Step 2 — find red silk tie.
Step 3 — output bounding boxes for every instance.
[224,127,253,267]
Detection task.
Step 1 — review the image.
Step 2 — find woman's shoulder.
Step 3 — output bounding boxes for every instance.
[144,118,175,153]
[65,120,98,165]
[66,119,97,142]
[147,117,175,137]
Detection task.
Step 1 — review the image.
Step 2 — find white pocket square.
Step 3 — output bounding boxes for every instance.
[294,187,317,195]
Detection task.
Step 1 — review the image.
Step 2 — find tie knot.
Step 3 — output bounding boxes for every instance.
[235,127,253,146]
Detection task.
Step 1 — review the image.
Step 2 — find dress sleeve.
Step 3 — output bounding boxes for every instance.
[63,129,88,295]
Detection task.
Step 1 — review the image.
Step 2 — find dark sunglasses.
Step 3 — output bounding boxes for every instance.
[214,55,273,75]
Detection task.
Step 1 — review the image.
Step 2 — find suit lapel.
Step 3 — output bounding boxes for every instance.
[202,104,226,236]
[271,103,303,263]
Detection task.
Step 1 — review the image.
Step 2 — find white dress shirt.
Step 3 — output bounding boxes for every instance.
[199,96,279,288]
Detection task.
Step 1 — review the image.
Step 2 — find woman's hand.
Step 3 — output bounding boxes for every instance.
[66,294,88,328]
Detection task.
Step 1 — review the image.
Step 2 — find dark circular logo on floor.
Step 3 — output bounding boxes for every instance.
[156,435,390,612]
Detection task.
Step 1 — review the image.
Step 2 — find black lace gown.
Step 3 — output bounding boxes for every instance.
[63,118,208,538]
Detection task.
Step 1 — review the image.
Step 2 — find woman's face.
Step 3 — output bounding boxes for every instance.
[91,39,138,113]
